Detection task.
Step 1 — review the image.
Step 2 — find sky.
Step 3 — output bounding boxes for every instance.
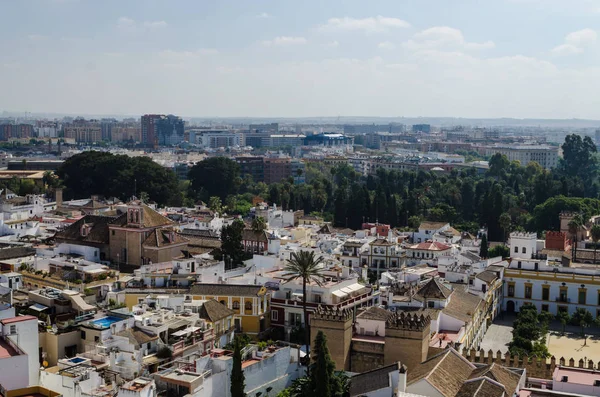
[2,0,600,119]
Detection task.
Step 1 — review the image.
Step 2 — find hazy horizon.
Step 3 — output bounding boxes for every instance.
[3,0,600,119]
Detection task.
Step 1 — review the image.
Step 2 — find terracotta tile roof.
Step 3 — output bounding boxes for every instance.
[407,348,476,397]
[419,221,449,231]
[142,228,188,248]
[475,270,498,284]
[198,299,235,323]
[116,327,158,347]
[443,289,483,323]
[189,283,264,297]
[370,238,394,246]
[54,214,124,245]
[356,306,394,322]
[409,241,451,251]
[349,362,401,396]
[469,363,522,396]
[241,229,268,242]
[456,378,506,397]
[184,236,222,249]
[415,278,452,301]
[141,205,173,228]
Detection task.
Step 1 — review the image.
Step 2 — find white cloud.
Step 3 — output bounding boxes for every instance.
[320,16,410,33]
[565,28,597,45]
[403,26,494,51]
[159,49,218,59]
[551,28,596,56]
[27,34,48,41]
[326,40,340,47]
[262,36,307,46]
[143,20,168,29]
[377,41,396,50]
[117,17,136,29]
[551,44,584,55]
[117,17,167,32]
[256,12,272,19]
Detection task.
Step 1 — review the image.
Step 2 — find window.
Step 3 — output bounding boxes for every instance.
[245,301,252,311]
[559,288,568,302]
[220,300,226,306]
[522,247,526,254]
[94,336,99,342]
[518,261,521,269]
[508,285,515,297]
[542,304,549,312]
[428,301,435,308]
[313,294,322,303]
[514,246,518,253]
[147,343,151,349]
[579,290,587,305]
[525,285,532,299]
[542,287,549,301]
[112,230,115,236]
[271,311,278,321]
[9,325,16,335]
[233,301,240,310]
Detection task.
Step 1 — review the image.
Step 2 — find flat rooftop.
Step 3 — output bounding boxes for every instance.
[0,338,22,358]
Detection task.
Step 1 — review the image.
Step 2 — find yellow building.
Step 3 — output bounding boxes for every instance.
[189,284,270,337]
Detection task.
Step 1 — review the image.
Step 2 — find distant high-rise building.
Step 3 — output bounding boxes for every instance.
[100,118,118,141]
[412,124,431,133]
[63,119,102,143]
[249,123,278,133]
[0,124,33,140]
[141,114,185,146]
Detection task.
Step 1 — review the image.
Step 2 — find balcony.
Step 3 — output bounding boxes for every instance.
[556,297,570,303]
[271,289,379,311]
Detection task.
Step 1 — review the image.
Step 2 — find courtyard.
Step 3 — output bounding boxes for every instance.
[479,314,600,363]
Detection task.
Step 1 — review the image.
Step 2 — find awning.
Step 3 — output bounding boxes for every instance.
[30,303,48,312]
[171,330,188,337]
[332,290,347,298]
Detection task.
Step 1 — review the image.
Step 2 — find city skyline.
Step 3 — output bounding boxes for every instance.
[3,0,600,119]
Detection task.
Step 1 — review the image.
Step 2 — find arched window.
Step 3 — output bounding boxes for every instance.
[522,247,526,254]
[233,301,240,310]
[245,301,252,311]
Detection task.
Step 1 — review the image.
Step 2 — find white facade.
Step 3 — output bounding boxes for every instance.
[1,316,39,387]
[485,145,559,169]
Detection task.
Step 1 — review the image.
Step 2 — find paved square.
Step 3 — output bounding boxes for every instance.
[547,332,600,363]
[479,321,514,353]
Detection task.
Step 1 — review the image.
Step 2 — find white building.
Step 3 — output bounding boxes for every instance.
[484,144,559,169]
[0,315,39,389]
[413,221,450,244]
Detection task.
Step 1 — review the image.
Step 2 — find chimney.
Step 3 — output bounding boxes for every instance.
[397,363,407,394]
[55,188,63,208]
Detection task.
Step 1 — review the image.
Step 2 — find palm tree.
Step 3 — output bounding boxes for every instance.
[591,225,600,264]
[568,214,584,261]
[251,216,267,233]
[499,212,512,243]
[282,250,326,375]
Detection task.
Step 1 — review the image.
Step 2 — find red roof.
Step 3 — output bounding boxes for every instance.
[1,315,37,324]
[410,241,451,251]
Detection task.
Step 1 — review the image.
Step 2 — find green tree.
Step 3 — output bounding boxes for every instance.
[479,234,488,258]
[499,212,512,242]
[591,224,600,264]
[568,214,585,261]
[251,216,267,233]
[556,310,570,335]
[310,331,340,397]
[218,219,246,268]
[488,244,509,258]
[488,153,510,177]
[209,196,223,215]
[188,157,241,201]
[282,251,326,375]
[231,337,246,397]
[571,308,594,345]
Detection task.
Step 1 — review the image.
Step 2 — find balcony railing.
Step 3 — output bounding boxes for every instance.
[271,290,379,310]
